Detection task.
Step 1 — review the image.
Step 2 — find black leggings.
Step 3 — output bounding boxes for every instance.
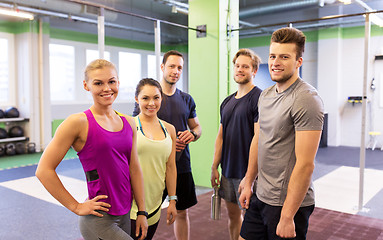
[130,219,159,240]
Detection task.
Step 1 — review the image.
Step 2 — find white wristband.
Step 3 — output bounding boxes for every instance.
[168,195,178,201]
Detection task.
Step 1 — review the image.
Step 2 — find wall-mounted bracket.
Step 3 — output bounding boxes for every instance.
[196,24,206,38]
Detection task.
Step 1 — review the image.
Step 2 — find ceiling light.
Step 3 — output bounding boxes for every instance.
[338,0,352,4]
[0,7,34,20]
[353,0,383,27]
[171,5,188,15]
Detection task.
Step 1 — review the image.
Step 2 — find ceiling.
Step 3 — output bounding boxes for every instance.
[0,0,382,44]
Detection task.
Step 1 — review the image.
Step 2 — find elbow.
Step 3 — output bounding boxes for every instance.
[35,167,43,181]
[304,162,315,175]
[35,165,47,182]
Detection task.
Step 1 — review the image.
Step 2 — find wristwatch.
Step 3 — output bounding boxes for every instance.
[137,211,148,218]
[190,130,197,140]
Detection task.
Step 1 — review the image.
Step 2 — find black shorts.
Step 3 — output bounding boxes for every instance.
[240,194,314,240]
[163,172,197,211]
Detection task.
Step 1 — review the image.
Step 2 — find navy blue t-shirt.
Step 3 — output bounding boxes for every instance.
[220,86,262,179]
[133,88,197,174]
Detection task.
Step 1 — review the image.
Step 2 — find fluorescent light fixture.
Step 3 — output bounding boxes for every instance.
[0,7,34,20]
[353,0,383,27]
[338,0,352,4]
[171,6,188,15]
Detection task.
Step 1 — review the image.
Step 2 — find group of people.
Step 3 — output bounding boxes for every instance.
[36,26,324,240]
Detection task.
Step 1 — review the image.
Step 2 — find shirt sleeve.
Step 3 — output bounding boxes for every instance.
[188,95,197,119]
[292,89,324,131]
[251,87,262,123]
[132,102,140,117]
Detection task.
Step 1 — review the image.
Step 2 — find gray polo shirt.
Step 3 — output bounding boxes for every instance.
[256,78,324,207]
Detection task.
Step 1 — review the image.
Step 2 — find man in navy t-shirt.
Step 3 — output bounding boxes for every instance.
[133,50,201,240]
[211,49,262,240]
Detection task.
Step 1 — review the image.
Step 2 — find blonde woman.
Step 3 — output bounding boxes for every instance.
[36,59,148,240]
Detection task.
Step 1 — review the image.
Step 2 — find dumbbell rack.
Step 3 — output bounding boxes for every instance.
[0,118,29,143]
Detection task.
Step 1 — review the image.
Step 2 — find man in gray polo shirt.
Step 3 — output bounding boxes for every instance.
[239,27,324,240]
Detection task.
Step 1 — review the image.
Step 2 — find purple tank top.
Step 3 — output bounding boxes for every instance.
[77,109,133,215]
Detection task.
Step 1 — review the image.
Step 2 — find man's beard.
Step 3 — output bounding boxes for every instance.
[165,77,177,85]
[234,76,251,85]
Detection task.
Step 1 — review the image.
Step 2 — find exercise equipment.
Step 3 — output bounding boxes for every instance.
[8,126,24,138]
[0,128,7,139]
[0,109,4,118]
[5,143,16,156]
[0,144,5,157]
[4,107,20,118]
[15,142,26,154]
[27,142,36,153]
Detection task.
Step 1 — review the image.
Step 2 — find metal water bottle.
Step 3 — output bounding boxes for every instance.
[211,186,221,220]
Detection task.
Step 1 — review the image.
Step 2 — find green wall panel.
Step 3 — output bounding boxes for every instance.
[188,0,238,187]
[188,0,220,188]
[0,20,49,34]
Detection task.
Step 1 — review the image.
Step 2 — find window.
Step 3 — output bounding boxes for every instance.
[119,52,141,100]
[86,49,111,64]
[0,38,9,103]
[48,38,188,104]
[147,54,163,81]
[0,33,15,107]
[49,44,75,101]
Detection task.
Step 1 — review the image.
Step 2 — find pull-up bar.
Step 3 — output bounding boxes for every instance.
[68,0,202,32]
[230,9,383,32]
[67,0,204,81]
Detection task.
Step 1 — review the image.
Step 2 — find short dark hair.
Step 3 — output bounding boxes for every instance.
[135,78,163,98]
[271,27,306,60]
[232,48,261,71]
[162,50,183,65]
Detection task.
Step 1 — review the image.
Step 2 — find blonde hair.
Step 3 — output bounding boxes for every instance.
[232,48,261,71]
[84,59,117,81]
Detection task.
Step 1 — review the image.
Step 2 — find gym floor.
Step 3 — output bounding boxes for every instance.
[0,146,382,239]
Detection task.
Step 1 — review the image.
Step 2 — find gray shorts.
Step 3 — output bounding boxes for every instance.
[218,175,243,209]
[79,211,132,240]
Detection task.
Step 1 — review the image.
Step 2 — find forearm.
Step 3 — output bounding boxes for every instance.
[187,117,202,142]
[36,168,79,212]
[212,125,224,170]
[165,163,177,197]
[190,125,201,141]
[212,137,223,170]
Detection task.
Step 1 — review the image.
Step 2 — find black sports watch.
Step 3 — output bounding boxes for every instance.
[190,130,197,140]
[137,211,148,218]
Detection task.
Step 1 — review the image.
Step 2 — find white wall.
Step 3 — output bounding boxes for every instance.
[319,34,383,147]
[251,31,383,147]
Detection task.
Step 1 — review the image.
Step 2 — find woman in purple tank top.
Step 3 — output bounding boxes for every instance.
[36,59,148,240]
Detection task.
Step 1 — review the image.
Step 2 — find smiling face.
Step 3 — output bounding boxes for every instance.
[83,66,119,106]
[268,42,302,84]
[233,55,257,85]
[161,55,184,85]
[135,84,162,117]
